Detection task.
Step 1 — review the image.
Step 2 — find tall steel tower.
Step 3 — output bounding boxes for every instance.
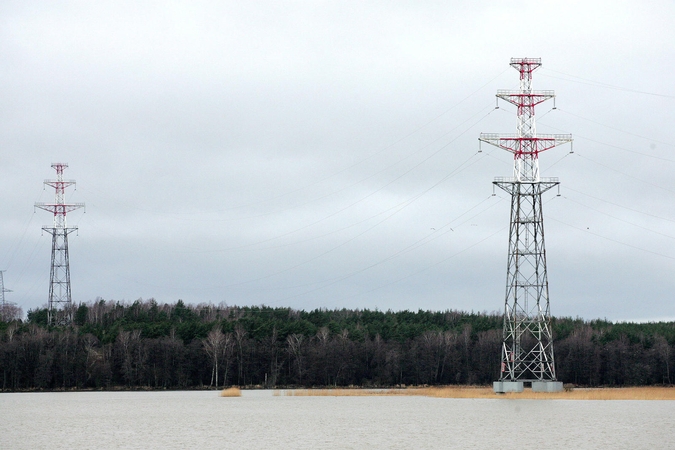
[35,163,85,326]
[480,58,572,393]
[0,270,15,322]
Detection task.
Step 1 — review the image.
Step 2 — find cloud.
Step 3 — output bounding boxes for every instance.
[1,1,674,321]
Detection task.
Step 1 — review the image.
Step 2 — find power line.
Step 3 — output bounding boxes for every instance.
[540,68,675,99]
[564,186,675,224]
[548,215,675,261]
[574,152,675,194]
[539,120,675,163]
[560,195,675,241]
[556,108,674,149]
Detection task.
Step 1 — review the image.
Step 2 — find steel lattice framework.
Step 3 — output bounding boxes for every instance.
[0,270,15,322]
[35,163,84,326]
[480,58,572,392]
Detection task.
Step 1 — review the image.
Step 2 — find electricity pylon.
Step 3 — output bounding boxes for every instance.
[480,58,572,393]
[0,270,15,322]
[35,163,85,326]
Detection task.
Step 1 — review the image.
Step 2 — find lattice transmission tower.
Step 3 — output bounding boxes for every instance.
[0,270,15,322]
[35,163,85,326]
[480,58,572,393]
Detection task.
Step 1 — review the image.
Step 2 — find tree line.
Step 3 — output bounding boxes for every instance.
[0,298,673,390]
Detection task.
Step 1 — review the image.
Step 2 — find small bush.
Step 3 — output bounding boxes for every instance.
[220,387,242,397]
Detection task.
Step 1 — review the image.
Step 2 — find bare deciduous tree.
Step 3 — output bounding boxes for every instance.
[654,335,671,385]
[0,303,22,322]
[287,334,305,384]
[203,328,233,388]
[6,322,18,342]
[234,324,247,385]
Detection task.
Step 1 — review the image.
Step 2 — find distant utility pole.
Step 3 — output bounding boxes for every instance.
[0,270,14,322]
[35,163,85,326]
[480,58,572,393]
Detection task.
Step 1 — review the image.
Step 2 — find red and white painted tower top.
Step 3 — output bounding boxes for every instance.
[35,163,85,229]
[480,58,572,182]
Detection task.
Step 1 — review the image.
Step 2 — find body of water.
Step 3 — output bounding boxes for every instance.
[1,390,673,449]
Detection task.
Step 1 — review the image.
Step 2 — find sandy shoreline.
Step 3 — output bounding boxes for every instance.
[274,386,675,400]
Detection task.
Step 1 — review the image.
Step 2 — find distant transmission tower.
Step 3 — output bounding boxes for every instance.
[0,270,15,322]
[480,58,572,393]
[35,163,85,325]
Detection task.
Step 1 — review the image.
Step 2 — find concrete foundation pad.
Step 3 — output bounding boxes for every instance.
[532,381,564,392]
[493,381,524,393]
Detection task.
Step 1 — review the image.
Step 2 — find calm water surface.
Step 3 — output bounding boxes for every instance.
[1,390,673,449]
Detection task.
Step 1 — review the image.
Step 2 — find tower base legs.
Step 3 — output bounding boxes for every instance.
[493,381,523,393]
[531,381,563,392]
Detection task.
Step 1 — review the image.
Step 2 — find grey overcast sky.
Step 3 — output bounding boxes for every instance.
[1,1,674,321]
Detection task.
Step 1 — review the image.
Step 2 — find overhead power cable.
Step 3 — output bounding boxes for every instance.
[537,119,675,163]
[564,186,675,225]
[556,108,674,148]
[163,151,491,293]
[574,152,675,194]
[548,215,675,261]
[540,68,675,99]
[560,195,675,241]
[277,222,508,307]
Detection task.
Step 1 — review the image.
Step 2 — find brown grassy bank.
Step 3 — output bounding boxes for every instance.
[275,386,675,400]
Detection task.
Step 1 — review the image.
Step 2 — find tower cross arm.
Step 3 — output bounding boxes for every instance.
[44,179,76,188]
[41,225,78,235]
[511,57,541,65]
[496,90,555,107]
[479,133,572,155]
[34,202,86,214]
